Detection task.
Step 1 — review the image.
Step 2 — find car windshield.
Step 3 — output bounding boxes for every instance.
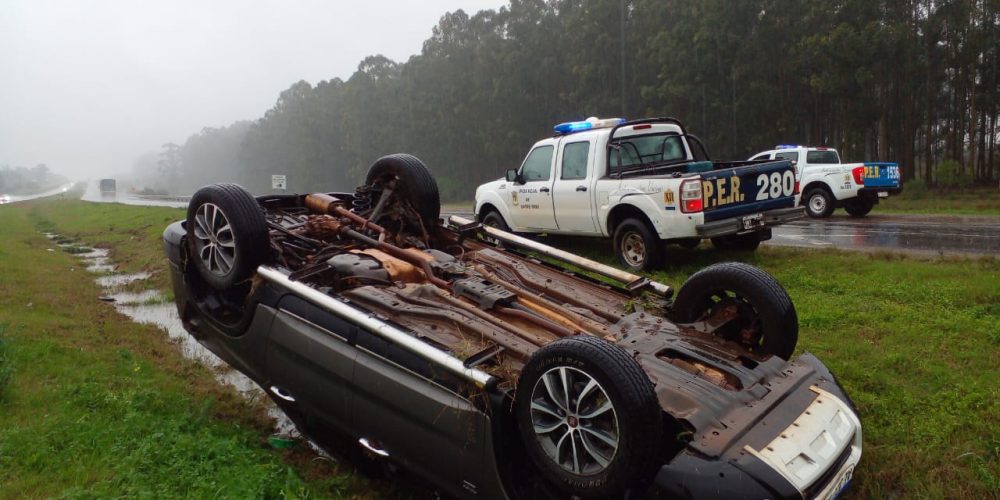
[609,133,687,170]
[806,150,840,164]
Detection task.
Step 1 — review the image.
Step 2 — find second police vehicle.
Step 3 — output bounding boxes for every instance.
[748,146,902,218]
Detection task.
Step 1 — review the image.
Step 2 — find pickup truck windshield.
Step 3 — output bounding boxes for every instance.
[806,150,840,164]
[610,133,686,171]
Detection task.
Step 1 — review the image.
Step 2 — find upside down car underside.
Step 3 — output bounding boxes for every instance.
[254,188,807,457]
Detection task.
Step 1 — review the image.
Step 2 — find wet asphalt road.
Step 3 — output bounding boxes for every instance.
[766,214,999,256]
[442,210,1000,257]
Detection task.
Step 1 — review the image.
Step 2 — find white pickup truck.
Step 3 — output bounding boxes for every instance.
[475,117,804,271]
[748,146,902,217]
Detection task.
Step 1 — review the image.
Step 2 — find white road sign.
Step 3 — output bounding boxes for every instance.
[272,174,287,190]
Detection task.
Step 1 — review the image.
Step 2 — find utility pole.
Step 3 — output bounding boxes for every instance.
[621,0,626,117]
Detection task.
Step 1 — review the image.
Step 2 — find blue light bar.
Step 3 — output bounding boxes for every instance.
[554,121,594,134]
[775,144,802,150]
[554,117,626,135]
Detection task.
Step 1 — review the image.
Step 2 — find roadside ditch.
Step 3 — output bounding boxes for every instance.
[43,232,299,438]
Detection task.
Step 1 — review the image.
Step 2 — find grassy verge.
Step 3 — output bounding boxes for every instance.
[1,196,997,498]
[0,197,373,498]
[562,239,999,498]
[876,185,1000,215]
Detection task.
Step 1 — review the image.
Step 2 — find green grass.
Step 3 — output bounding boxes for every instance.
[876,185,1000,215]
[1,196,997,498]
[0,198,374,498]
[562,239,1000,498]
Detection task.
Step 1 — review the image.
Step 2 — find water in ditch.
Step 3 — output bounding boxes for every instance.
[60,235,300,437]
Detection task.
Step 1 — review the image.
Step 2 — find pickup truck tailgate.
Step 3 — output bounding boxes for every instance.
[701,160,797,222]
[861,162,901,189]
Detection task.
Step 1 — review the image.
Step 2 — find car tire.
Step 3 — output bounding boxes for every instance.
[481,210,511,232]
[365,153,440,229]
[843,197,874,217]
[186,183,270,290]
[803,187,834,218]
[671,262,798,360]
[613,218,662,271]
[515,336,662,499]
[710,233,762,251]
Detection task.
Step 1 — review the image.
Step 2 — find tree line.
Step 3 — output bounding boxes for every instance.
[0,164,67,195]
[139,0,999,200]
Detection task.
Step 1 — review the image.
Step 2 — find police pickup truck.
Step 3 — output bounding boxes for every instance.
[749,146,902,218]
[475,117,804,271]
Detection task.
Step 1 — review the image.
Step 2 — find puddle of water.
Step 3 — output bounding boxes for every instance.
[78,248,109,259]
[73,248,116,273]
[47,231,301,439]
[107,289,165,305]
[96,272,151,288]
[87,263,117,273]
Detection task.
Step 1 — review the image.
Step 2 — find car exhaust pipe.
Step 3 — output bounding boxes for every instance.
[256,265,496,389]
[448,215,672,298]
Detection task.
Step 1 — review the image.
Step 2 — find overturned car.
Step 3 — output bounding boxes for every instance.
[163,154,861,499]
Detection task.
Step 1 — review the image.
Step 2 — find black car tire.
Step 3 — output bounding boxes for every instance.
[803,187,834,218]
[711,232,762,251]
[516,336,662,499]
[843,197,874,217]
[613,218,662,271]
[671,262,798,360]
[186,183,270,290]
[365,154,440,229]
[481,209,511,232]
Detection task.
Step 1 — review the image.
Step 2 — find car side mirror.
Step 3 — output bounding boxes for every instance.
[505,169,520,184]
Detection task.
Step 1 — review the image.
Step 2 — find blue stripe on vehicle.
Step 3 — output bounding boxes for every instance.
[704,197,792,222]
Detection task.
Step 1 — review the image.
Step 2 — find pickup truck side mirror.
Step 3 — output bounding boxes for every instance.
[505,169,521,184]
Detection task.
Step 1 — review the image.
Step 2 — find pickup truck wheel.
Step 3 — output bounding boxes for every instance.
[482,210,511,232]
[186,184,270,290]
[365,154,440,229]
[672,262,798,360]
[803,188,834,218]
[843,198,874,217]
[711,233,762,251]
[613,218,662,271]
[516,336,661,499]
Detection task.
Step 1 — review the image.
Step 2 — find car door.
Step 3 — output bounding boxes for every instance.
[350,328,495,498]
[265,294,357,434]
[508,143,558,230]
[775,151,800,178]
[551,139,598,233]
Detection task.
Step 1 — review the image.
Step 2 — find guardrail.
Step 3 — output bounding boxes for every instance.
[128,194,192,203]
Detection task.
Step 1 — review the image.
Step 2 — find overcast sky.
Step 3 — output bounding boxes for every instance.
[0,0,507,179]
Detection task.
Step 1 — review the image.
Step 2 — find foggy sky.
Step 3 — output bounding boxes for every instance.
[0,0,507,179]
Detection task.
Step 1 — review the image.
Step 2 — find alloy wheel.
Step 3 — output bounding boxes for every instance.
[529,366,620,476]
[192,202,236,276]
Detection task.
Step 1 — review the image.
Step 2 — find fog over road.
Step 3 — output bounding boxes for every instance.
[1,183,75,204]
[442,210,1000,257]
[80,179,189,208]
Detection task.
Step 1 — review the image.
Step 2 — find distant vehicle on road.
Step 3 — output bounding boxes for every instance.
[99,178,117,200]
[0,194,10,204]
[749,146,902,218]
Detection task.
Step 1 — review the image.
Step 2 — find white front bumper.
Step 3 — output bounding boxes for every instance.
[744,386,863,499]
